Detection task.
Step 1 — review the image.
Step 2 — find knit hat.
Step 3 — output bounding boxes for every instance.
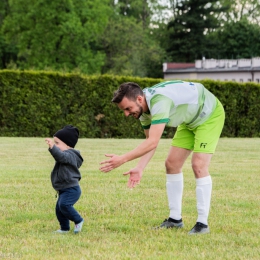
[54,125,79,148]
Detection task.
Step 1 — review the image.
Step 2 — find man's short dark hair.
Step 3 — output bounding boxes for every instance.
[112,82,143,103]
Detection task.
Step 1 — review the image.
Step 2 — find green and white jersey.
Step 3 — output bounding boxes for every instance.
[140,80,217,129]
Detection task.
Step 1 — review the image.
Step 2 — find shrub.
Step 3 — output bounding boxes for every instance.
[0,70,260,137]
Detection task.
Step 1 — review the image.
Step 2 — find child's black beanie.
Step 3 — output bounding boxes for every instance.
[54,125,79,148]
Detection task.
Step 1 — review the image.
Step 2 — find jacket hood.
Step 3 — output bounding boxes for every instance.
[70,149,84,168]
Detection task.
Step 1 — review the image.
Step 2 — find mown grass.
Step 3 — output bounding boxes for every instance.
[0,137,259,260]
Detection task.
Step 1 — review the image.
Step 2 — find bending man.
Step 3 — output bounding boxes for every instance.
[100,80,225,235]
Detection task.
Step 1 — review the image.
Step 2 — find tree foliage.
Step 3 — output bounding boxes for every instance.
[99,0,165,78]
[226,0,260,23]
[0,0,18,69]
[165,0,230,62]
[207,18,260,59]
[2,0,111,74]
[0,0,260,76]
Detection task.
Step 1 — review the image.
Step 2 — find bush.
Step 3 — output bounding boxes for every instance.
[0,70,260,137]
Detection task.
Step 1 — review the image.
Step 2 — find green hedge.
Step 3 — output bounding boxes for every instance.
[0,70,260,138]
[202,79,260,137]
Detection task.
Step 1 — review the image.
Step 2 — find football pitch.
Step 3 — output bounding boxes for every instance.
[0,137,259,259]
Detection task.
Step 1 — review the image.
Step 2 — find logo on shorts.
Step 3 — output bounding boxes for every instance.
[200,143,207,148]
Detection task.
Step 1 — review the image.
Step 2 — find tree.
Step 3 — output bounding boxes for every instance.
[226,0,260,24]
[99,15,164,78]
[2,0,111,74]
[165,0,230,62]
[117,0,150,28]
[206,18,260,59]
[100,0,166,78]
[116,0,166,27]
[0,0,18,69]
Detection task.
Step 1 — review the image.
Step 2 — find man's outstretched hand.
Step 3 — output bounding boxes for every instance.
[100,155,143,188]
[123,167,143,188]
[99,154,125,172]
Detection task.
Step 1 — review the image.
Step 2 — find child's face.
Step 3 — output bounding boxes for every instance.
[53,137,70,151]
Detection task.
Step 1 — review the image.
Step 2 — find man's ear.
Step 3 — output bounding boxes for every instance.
[136,95,144,103]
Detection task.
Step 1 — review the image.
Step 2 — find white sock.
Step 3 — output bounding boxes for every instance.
[166,173,183,220]
[196,176,212,225]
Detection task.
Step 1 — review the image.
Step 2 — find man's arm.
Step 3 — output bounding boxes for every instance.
[133,128,156,170]
[123,145,156,189]
[99,123,165,172]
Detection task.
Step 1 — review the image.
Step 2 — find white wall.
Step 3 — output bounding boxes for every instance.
[165,57,260,82]
[164,71,259,83]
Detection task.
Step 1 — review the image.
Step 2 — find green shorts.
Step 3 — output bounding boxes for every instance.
[171,99,225,153]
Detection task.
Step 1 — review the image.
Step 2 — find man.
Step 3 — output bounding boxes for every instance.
[100,80,225,235]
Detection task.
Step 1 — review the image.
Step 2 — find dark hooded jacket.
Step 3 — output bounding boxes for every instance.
[48,145,84,191]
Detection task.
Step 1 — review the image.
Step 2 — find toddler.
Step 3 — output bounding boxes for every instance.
[45,125,84,234]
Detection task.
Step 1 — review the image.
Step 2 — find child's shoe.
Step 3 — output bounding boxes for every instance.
[53,229,69,234]
[74,219,84,234]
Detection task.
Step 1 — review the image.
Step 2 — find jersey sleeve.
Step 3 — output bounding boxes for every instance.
[150,94,174,124]
[139,113,152,129]
[140,94,175,129]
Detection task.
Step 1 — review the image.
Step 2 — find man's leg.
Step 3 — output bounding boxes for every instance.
[166,146,191,219]
[189,100,225,234]
[159,146,191,228]
[189,153,212,234]
[158,123,195,229]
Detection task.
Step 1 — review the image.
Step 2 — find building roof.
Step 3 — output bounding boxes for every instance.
[164,67,260,74]
[165,63,195,70]
[163,58,260,74]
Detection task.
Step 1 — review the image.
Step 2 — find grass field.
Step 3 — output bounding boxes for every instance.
[0,137,259,260]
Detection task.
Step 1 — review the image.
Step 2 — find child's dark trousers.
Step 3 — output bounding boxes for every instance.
[56,185,83,231]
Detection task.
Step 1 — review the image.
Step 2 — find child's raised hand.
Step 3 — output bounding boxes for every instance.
[45,138,54,148]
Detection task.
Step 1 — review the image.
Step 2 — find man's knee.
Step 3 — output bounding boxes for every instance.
[165,157,182,173]
[191,153,212,177]
[191,160,209,178]
[191,161,201,175]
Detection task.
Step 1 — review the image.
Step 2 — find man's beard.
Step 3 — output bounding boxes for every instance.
[131,103,143,119]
